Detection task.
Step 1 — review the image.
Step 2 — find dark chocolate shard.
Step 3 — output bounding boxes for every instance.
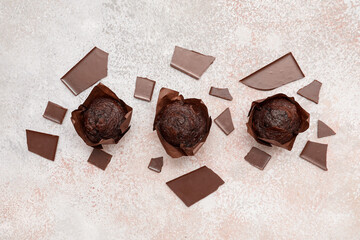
[318,120,336,138]
[61,47,108,95]
[166,166,224,207]
[148,157,163,173]
[300,141,328,171]
[87,148,112,170]
[209,87,233,101]
[297,80,322,104]
[244,147,271,170]
[214,108,235,135]
[43,101,68,124]
[170,46,215,79]
[240,52,305,90]
[26,130,59,161]
[134,77,156,102]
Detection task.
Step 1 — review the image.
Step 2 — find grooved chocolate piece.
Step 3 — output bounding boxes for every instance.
[87,148,112,170]
[43,101,68,124]
[244,147,271,170]
[214,108,234,135]
[26,130,59,161]
[148,157,163,173]
[240,53,305,90]
[209,87,233,101]
[170,46,215,79]
[134,77,156,102]
[318,120,336,138]
[297,80,322,104]
[300,141,328,171]
[166,166,224,207]
[61,47,108,95]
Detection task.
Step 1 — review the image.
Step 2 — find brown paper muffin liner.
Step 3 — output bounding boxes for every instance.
[71,83,133,148]
[246,93,310,151]
[153,88,212,158]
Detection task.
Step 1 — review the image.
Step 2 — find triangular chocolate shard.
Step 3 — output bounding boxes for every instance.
[300,141,328,171]
[318,120,336,138]
[61,47,108,95]
[240,52,305,90]
[170,46,215,79]
[297,80,322,104]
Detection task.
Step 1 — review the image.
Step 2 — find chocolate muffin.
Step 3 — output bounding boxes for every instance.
[156,100,207,148]
[83,97,126,143]
[252,97,301,144]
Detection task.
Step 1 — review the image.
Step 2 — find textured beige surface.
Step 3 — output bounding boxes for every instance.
[1,0,360,239]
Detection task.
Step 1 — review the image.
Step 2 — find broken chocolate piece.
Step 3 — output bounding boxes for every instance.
[240,52,305,90]
[166,166,224,207]
[134,77,156,102]
[209,87,233,101]
[300,141,328,171]
[297,80,322,104]
[43,101,68,124]
[214,108,234,135]
[87,148,112,170]
[170,46,215,79]
[318,120,336,138]
[61,47,108,95]
[153,88,212,158]
[244,147,271,170]
[148,157,163,173]
[26,130,59,161]
[246,94,310,151]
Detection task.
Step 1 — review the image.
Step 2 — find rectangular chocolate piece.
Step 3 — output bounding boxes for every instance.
[166,166,224,207]
[26,130,59,161]
[87,148,112,170]
[300,141,328,171]
[43,101,68,124]
[148,157,163,173]
[61,47,108,95]
[134,77,156,102]
[214,108,235,135]
[244,147,271,170]
[170,46,215,79]
[209,87,233,101]
[240,52,305,90]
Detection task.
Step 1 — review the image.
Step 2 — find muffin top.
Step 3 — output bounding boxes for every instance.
[156,100,207,147]
[83,97,126,143]
[252,97,301,144]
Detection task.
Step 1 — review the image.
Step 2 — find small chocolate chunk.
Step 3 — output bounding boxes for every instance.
[87,148,112,170]
[61,47,108,95]
[317,120,336,138]
[209,87,233,101]
[297,80,322,104]
[170,46,215,79]
[300,141,328,171]
[148,157,163,173]
[214,108,234,135]
[43,101,68,124]
[166,166,224,207]
[26,130,59,161]
[244,147,271,170]
[240,52,305,91]
[134,77,156,102]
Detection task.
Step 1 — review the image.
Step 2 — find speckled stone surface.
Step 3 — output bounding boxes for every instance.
[1,0,360,239]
